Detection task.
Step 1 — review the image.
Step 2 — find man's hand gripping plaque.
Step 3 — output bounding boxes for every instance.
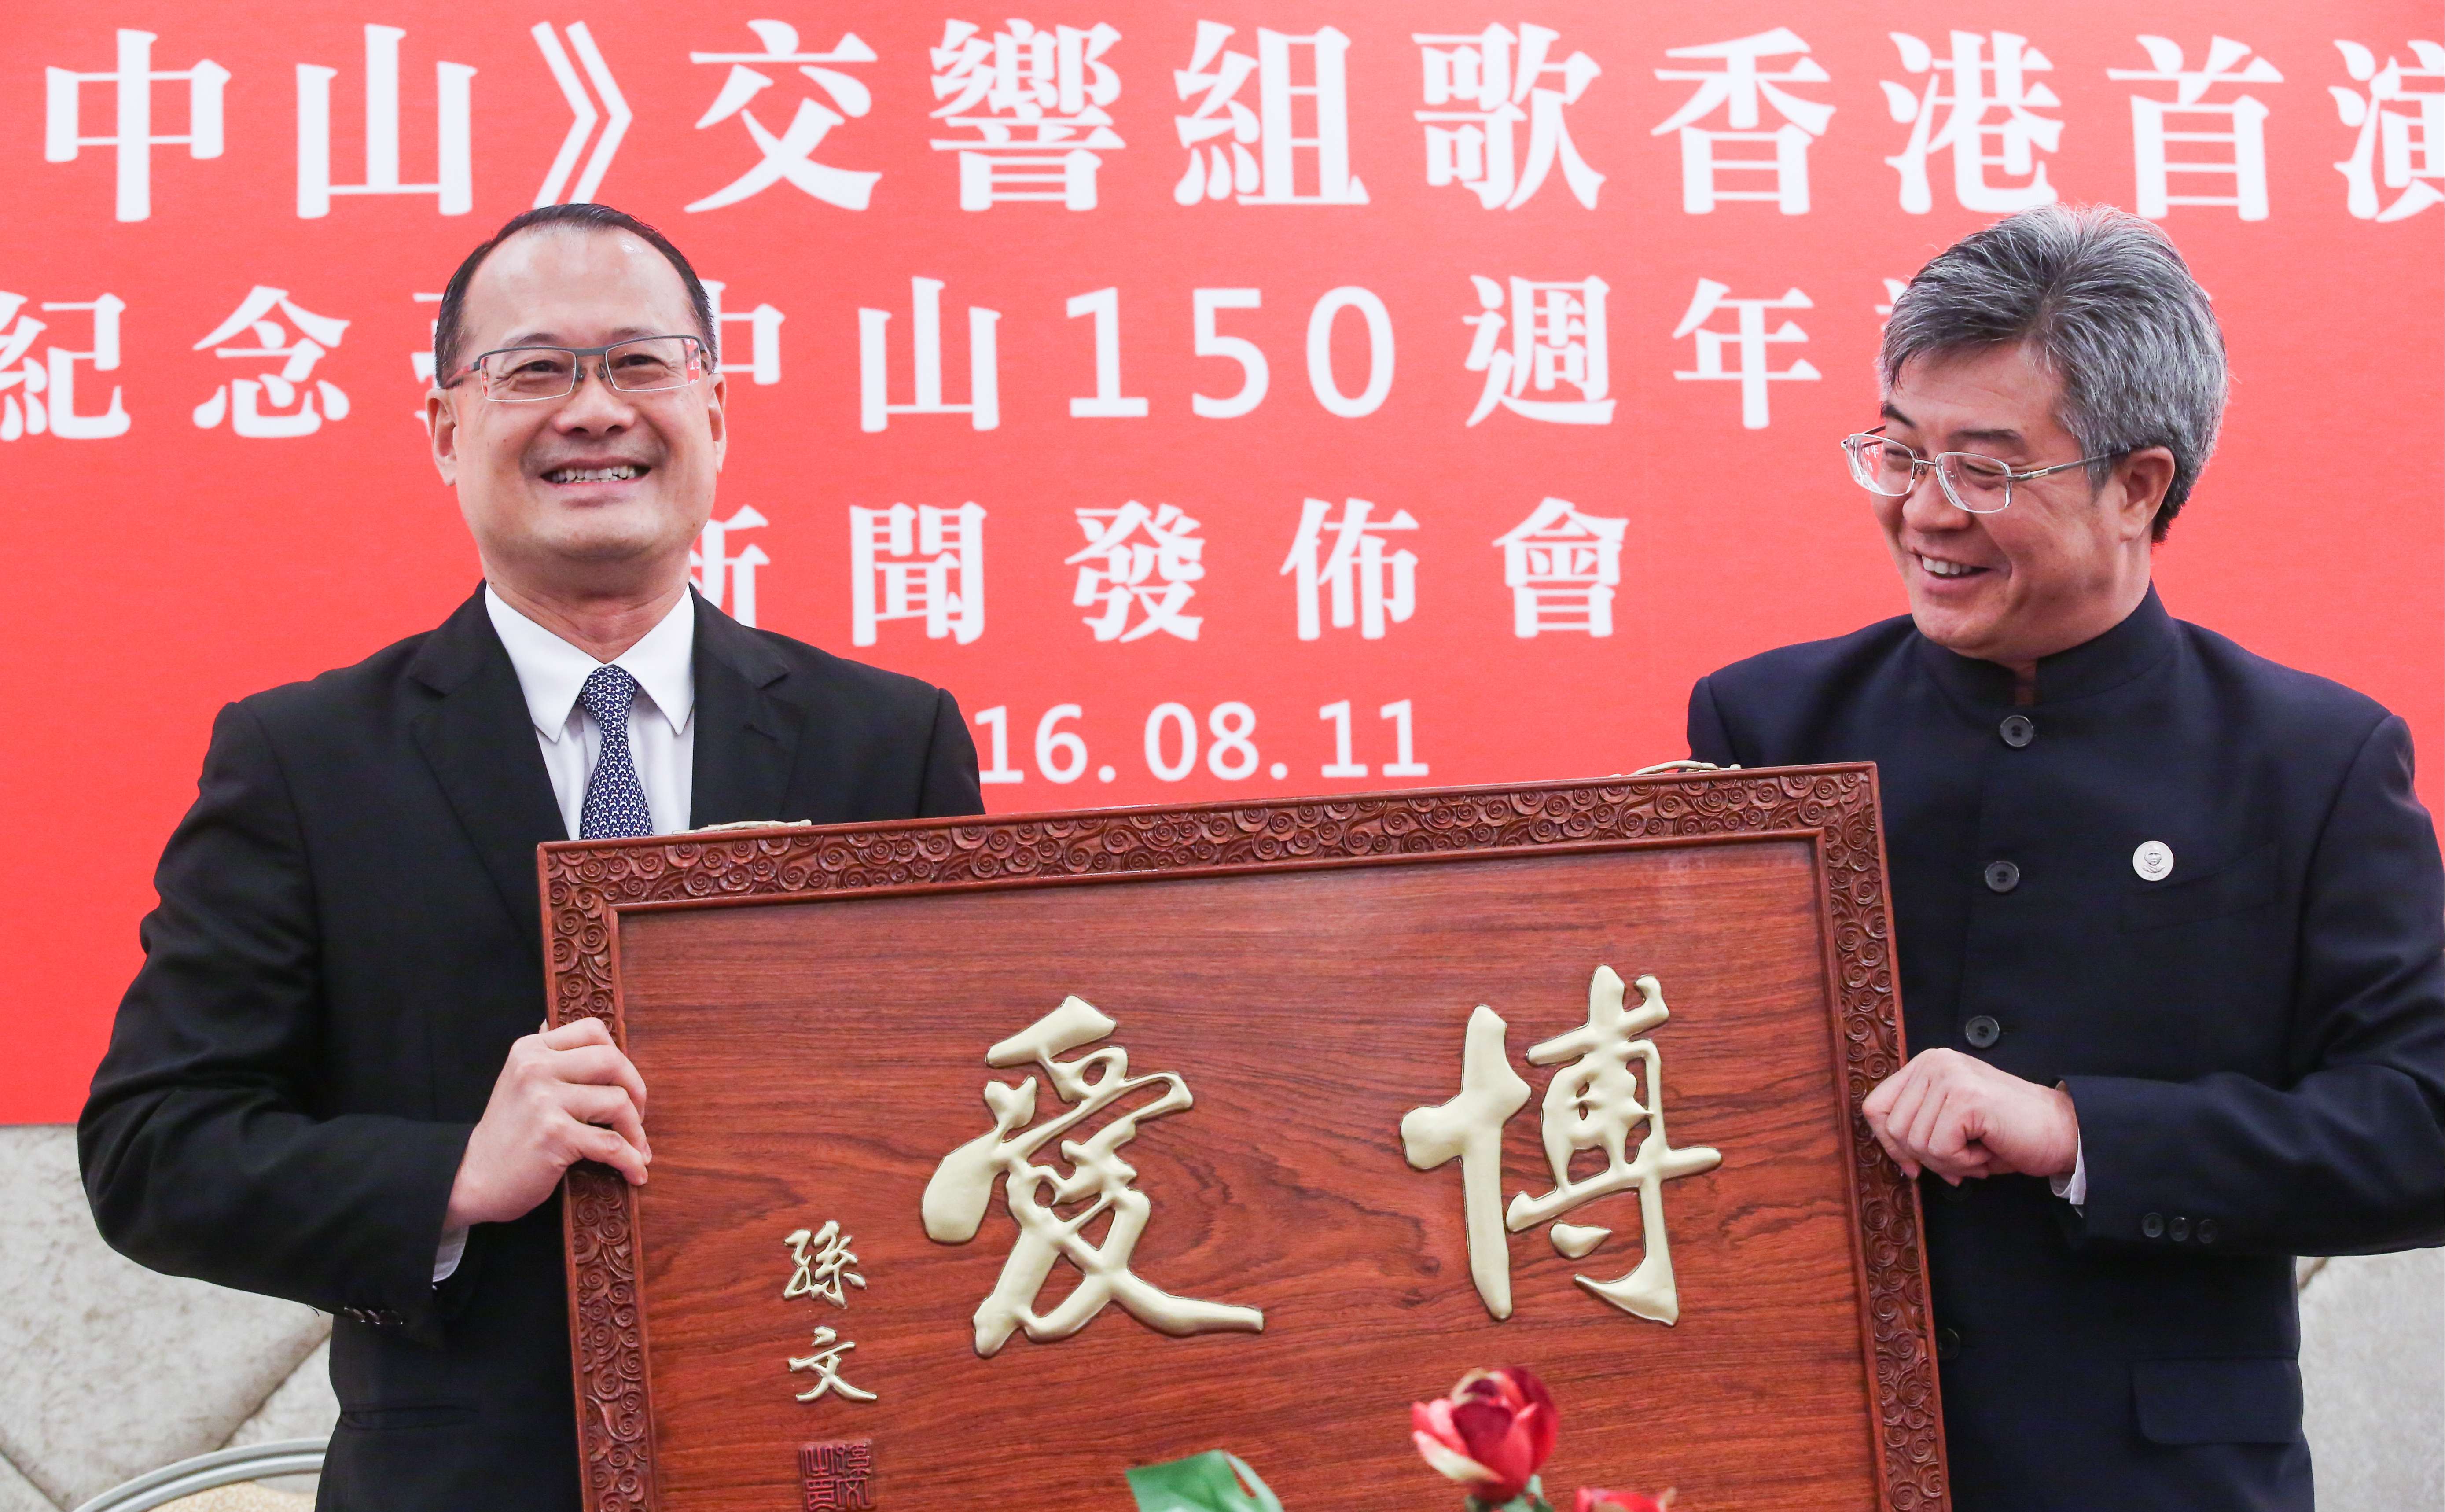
[446,1016,653,1228]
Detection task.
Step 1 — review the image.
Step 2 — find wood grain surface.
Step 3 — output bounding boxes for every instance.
[542,770,1945,1512]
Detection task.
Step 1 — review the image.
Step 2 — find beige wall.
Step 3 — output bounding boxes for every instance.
[3,1124,2437,1508]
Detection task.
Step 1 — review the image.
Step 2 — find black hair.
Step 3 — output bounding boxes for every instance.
[430,203,717,383]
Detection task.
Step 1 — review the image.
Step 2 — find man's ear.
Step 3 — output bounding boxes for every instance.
[2111,446,2176,542]
[705,372,728,471]
[428,389,459,486]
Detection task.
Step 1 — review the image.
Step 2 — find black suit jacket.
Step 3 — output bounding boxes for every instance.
[80,588,982,1510]
[1688,589,2444,1511]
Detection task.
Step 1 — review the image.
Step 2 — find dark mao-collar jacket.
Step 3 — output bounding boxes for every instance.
[1689,587,2444,1512]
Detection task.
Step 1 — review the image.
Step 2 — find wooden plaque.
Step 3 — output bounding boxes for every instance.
[544,767,1947,1512]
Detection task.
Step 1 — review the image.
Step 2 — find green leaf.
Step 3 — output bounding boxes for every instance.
[1465,1480,1548,1512]
[1126,1451,1286,1512]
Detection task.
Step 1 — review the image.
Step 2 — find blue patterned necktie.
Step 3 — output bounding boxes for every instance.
[577,664,654,839]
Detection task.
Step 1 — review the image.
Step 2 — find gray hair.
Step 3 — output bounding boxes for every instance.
[1880,203,2226,539]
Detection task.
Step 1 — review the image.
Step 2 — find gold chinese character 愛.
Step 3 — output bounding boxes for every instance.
[922,995,1266,1357]
[1404,966,1721,1325]
[784,1220,867,1307]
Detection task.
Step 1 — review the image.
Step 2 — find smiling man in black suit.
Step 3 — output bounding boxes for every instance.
[1687,204,2443,1510]
[80,204,982,1509]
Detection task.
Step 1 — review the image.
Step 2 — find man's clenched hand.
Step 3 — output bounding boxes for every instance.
[1861,1048,2080,1185]
[445,1017,651,1230]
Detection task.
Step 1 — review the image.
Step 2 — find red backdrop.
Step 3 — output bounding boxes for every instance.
[4,1,2438,1120]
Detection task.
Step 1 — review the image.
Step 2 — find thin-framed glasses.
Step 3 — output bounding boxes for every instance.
[1840,428,2123,515]
[446,335,710,403]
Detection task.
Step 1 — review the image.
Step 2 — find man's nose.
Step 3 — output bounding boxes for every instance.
[1900,466,1966,530]
[552,364,638,430]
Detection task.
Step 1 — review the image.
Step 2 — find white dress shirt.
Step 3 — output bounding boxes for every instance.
[437,586,698,1282]
[483,585,697,838]
[2052,1144,2088,1207]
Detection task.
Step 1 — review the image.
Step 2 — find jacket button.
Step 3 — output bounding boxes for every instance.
[1999,714,2035,748]
[1934,1327,1961,1361]
[1983,860,2021,893]
[1963,1015,2002,1049]
[2169,1215,2191,1242]
[2142,1212,2166,1239]
[2196,1218,2220,1245]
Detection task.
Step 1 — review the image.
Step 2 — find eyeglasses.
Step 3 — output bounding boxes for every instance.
[1840,429,2123,515]
[446,335,710,403]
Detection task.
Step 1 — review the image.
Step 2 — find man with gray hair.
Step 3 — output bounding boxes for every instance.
[1688,204,2442,1508]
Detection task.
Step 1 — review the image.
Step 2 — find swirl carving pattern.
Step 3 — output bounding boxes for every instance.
[544,767,1943,1512]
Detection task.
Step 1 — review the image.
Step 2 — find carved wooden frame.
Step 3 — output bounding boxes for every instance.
[541,765,1945,1512]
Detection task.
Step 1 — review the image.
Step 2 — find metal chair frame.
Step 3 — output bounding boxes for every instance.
[67,1439,326,1512]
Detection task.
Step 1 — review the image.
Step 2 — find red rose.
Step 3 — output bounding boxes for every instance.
[1409,1366,1561,1504]
[1574,1489,1674,1512]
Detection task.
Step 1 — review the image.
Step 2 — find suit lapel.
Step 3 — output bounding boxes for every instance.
[688,591,803,826]
[407,589,568,960]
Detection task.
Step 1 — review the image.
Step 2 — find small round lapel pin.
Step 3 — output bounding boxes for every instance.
[2132,841,2175,882]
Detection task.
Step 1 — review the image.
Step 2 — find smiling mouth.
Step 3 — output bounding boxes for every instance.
[1917,552,1991,580]
[543,464,648,484]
